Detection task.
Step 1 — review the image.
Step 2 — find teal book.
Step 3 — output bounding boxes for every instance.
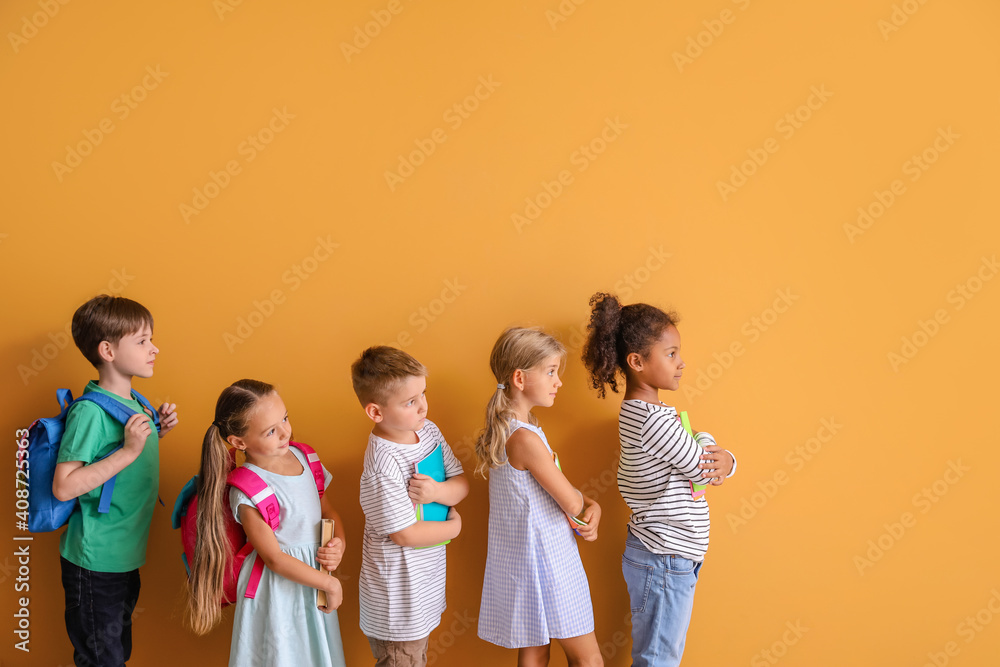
[414,443,450,520]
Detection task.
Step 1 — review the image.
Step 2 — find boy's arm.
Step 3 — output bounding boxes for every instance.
[157,402,179,438]
[407,473,469,506]
[239,504,343,611]
[389,508,462,548]
[52,412,152,501]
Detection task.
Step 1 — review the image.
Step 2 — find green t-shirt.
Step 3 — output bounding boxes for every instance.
[57,381,160,572]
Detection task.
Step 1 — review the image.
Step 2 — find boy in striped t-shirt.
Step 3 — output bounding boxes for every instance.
[351,346,469,667]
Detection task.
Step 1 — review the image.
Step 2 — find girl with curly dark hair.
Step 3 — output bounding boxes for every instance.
[581,292,737,667]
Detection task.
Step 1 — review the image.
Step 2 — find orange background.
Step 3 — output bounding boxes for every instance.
[3,1,999,665]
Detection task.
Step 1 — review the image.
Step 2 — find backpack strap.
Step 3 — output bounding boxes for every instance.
[290,441,326,498]
[75,391,161,432]
[71,392,158,516]
[228,467,281,531]
[56,388,74,415]
[227,465,280,600]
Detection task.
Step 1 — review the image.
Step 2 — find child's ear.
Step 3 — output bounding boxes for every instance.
[626,352,644,373]
[226,435,245,450]
[364,403,383,424]
[96,340,114,363]
[511,369,526,391]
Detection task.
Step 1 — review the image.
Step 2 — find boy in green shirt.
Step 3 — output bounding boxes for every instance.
[52,295,179,666]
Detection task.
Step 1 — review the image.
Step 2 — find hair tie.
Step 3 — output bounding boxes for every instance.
[497,383,506,390]
[213,420,224,431]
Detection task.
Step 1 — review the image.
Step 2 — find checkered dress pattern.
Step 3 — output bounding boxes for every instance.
[477,420,595,649]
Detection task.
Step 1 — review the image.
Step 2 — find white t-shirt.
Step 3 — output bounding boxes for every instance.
[358,419,464,641]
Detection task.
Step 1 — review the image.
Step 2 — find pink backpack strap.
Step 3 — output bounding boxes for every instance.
[290,441,326,498]
[227,465,280,600]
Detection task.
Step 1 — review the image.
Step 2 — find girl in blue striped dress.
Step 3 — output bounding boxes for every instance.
[475,327,604,667]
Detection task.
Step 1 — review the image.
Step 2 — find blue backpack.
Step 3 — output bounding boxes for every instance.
[26,387,161,533]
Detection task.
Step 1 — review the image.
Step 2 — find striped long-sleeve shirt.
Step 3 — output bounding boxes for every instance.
[618,399,735,561]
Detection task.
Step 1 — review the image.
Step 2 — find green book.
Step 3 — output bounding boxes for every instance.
[682,411,708,499]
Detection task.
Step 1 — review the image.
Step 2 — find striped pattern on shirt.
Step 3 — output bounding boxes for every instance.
[618,399,717,561]
[358,419,464,641]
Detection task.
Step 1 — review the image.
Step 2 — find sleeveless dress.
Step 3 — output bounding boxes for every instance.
[228,447,346,667]
[478,420,595,648]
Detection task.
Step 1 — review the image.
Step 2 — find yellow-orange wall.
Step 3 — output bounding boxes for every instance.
[3,1,999,665]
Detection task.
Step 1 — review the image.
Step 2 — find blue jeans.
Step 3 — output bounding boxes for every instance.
[60,557,141,666]
[621,531,702,667]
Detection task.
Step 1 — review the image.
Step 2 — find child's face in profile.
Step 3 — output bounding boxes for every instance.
[232,392,292,463]
[105,324,158,379]
[371,375,428,438]
[522,354,564,409]
[643,324,685,392]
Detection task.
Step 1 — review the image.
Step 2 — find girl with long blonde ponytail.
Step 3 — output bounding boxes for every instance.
[475,327,604,666]
[185,379,273,635]
[185,379,348,667]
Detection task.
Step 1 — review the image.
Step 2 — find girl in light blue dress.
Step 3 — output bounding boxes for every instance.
[185,379,347,667]
[475,328,604,666]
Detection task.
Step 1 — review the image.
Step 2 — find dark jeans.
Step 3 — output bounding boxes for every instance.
[60,557,141,667]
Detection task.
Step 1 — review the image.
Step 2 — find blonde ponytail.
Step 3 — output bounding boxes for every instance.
[474,328,565,477]
[185,425,233,635]
[184,379,274,635]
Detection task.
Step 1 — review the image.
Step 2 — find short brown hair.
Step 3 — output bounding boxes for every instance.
[72,295,154,368]
[351,346,427,406]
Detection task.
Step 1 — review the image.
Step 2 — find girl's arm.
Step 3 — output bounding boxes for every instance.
[641,414,715,486]
[508,430,602,540]
[238,504,343,611]
[317,489,346,572]
[389,507,462,547]
[507,428,584,517]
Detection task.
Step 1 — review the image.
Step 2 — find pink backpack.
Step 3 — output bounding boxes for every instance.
[172,441,326,604]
